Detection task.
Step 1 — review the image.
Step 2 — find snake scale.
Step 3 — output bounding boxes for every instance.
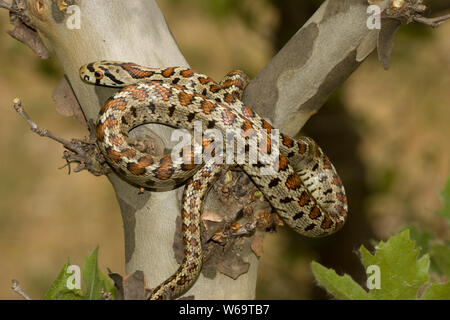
[79,61,348,300]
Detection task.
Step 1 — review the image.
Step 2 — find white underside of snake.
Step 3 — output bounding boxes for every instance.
[79,61,348,300]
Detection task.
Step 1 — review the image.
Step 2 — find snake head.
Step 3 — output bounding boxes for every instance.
[79,61,126,87]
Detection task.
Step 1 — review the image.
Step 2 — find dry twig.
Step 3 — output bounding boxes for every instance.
[11,280,31,300]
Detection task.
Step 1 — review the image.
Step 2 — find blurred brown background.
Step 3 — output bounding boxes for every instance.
[0,0,449,299]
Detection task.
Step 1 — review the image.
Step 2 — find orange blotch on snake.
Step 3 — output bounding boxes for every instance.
[178,91,195,106]
[122,63,154,78]
[298,191,311,206]
[127,155,154,175]
[209,84,221,93]
[106,148,137,164]
[152,81,171,101]
[108,135,125,147]
[181,69,196,78]
[241,105,255,118]
[321,215,333,229]
[221,107,236,126]
[162,67,176,78]
[199,77,214,85]
[224,93,235,103]
[201,100,216,115]
[154,156,174,180]
[332,175,343,187]
[323,155,332,169]
[278,155,289,171]
[282,134,295,148]
[309,206,321,220]
[285,174,302,190]
[122,86,148,101]
[101,97,127,114]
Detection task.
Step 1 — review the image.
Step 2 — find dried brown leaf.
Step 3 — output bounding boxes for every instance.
[377,18,402,70]
[53,76,87,126]
[251,235,264,258]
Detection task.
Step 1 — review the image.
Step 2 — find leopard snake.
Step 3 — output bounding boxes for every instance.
[79,61,348,300]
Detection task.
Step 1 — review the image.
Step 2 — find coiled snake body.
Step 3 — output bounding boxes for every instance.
[79,61,348,299]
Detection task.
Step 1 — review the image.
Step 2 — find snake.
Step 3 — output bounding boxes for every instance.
[79,61,348,300]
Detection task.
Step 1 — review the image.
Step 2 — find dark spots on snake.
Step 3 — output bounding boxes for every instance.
[187,112,196,122]
[129,106,137,118]
[121,116,128,125]
[168,105,176,117]
[99,66,125,85]
[292,211,304,220]
[280,197,294,204]
[287,151,295,158]
[324,188,333,195]
[305,224,316,231]
[269,178,281,188]
[215,98,222,103]
[147,102,156,113]
[176,275,188,286]
[207,120,216,129]
[252,162,266,169]
[86,63,95,73]
[312,163,319,171]
[172,77,180,84]
[145,179,156,187]
[202,89,208,96]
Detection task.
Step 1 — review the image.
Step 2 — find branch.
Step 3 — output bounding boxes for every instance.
[11,280,32,300]
[413,13,450,28]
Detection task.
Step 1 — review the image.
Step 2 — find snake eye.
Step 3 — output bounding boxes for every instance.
[94,70,104,80]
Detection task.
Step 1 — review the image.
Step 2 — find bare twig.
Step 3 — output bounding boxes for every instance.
[413,14,450,28]
[13,98,76,151]
[12,98,111,176]
[11,280,31,300]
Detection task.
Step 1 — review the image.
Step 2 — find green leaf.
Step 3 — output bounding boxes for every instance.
[360,229,430,299]
[420,282,450,300]
[311,262,372,300]
[437,178,450,222]
[44,261,85,300]
[429,243,450,278]
[407,226,433,258]
[82,247,114,300]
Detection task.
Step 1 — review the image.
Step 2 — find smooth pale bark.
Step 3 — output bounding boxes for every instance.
[17,0,386,299]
